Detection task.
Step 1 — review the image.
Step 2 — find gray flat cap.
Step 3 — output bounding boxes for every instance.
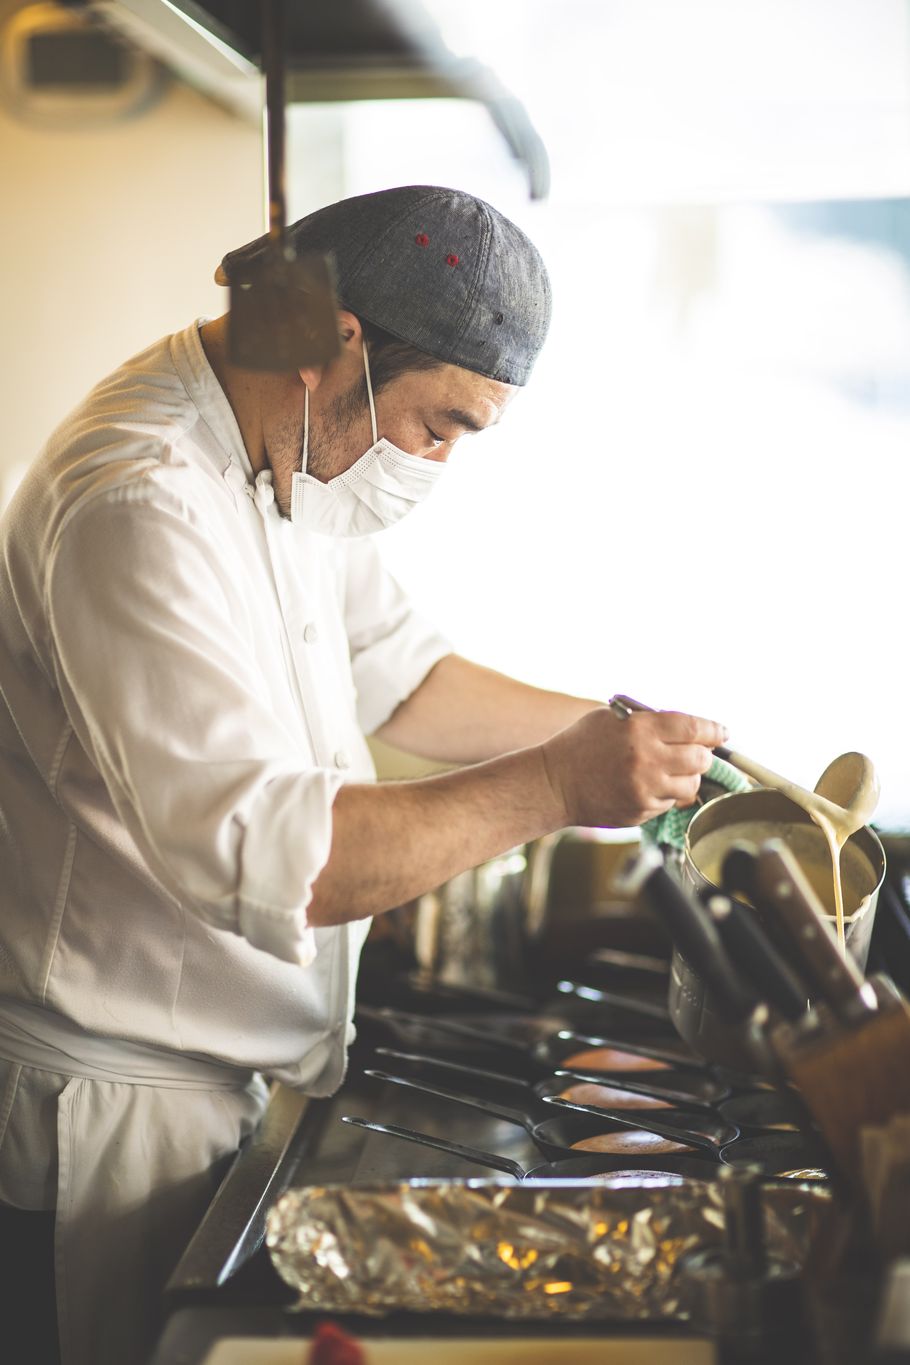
[218,185,551,386]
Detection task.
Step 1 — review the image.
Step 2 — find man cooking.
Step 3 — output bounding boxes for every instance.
[0,185,727,1365]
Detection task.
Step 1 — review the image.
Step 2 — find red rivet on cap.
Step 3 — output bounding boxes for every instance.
[446,253,459,267]
[415,233,429,247]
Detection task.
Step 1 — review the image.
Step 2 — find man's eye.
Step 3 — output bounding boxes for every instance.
[426,429,444,448]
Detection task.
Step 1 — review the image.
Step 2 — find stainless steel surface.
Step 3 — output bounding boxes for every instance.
[166,1086,310,1296]
[409,827,643,994]
[411,846,532,993]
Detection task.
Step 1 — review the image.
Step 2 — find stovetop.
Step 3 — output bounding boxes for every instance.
[152,841,910,1363]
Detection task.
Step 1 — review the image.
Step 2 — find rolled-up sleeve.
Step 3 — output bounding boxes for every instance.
[45,480,343,966]
[342,539,452,736]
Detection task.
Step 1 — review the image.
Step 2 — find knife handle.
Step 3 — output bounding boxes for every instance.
[720,842,764,905]
[705,892,810,1023]
[618,848,757,1024]
[753,840,874,1023]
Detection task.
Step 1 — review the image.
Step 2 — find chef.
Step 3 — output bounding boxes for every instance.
[0,184,727,1365]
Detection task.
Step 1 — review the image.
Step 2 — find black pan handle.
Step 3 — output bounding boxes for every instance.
[373,1047,523,1090]
[616,847,759,1025]
[553,1067,718,1111]
[399,1052,724,1117]
[707,885,811,1022]
[555,979,671,1021]
[556,1028,704,1070]
[363,1068,531,1129]
[340,1115,524,1177]
[357,1005,526,1054]
[541,1095,722,1154]
[720,842,764,906]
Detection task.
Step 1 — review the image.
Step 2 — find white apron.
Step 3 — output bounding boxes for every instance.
[0,999,269,1365]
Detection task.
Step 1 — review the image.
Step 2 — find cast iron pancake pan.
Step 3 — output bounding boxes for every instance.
[341,1114,718,1181]
[364,1067,738,1159]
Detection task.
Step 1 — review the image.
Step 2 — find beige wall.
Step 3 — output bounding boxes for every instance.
[0,13,419,781]
[0,1,265,504]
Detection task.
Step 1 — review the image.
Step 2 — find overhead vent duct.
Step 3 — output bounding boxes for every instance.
[82,0,549,197]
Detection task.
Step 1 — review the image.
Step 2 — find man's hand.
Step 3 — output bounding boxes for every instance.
[541,707,727,829]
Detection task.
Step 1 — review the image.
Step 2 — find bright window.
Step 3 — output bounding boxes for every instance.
[288,0,910,827]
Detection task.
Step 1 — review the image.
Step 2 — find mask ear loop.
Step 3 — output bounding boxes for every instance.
[362,339,379,445]
[303,341,376,477]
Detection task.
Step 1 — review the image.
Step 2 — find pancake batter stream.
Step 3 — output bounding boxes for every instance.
[694,820,877,956]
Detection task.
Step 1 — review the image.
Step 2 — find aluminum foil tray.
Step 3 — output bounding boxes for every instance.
[266,1175,830,1322]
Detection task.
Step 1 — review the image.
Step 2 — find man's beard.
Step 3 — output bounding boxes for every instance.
[297,374,370,480]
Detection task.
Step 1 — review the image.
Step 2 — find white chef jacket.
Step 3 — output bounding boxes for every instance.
[0,320,452,1364]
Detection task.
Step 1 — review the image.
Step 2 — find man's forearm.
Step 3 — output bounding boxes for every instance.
[374,653,601,763]
[307,703,728,928]
[306,741,565,925]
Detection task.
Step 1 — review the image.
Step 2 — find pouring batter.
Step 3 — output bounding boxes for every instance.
[714,749,878,949]
[693,819,878,951]
[610,698,880,953]
[692,751,879,951]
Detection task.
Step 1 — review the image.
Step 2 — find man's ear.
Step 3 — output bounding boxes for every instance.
[298,310,362,389]
[337,310,362,345]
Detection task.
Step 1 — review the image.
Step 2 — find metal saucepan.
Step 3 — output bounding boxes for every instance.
[404,847,535,995]
[402,828,675,997]
[684,790,886,968]
[670,790,886,1068]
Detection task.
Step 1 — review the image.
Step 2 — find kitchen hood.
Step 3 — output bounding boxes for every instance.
[83,0,549,196]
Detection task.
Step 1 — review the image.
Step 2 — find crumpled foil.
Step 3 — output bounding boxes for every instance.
[266,1176,830,1321]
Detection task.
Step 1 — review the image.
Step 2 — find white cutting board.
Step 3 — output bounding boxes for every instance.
[203,1336,717,1364]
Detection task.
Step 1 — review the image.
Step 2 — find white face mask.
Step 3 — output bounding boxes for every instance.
[290,340,445,537]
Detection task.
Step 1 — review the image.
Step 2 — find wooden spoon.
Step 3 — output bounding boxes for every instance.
[813,752,880,835]
[609,695,877,845]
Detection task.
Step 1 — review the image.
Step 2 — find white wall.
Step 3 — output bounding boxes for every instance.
[0,0,264,503]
